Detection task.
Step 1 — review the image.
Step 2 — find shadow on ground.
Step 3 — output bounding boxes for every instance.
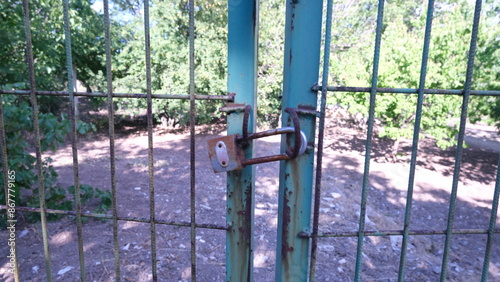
[0,121,498,281]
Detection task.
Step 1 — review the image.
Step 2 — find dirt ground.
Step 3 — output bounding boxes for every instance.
[0,112,499,281]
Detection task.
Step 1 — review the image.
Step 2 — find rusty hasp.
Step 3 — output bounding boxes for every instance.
[207,106,307,173]
[207,134,246,172]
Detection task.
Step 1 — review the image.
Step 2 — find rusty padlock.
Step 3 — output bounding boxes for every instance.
[207,107,307,173]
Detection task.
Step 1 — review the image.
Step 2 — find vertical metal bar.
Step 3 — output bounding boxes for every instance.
[481,155,500,281]
[309,0,334,280]
[62,0,86,279]
[440,0,482,280]
[0,99,20,282]
[103,1,121,280]
[226,1,258,281]
[142,1,158,280]
[354,0,385,280]
[21,0,53,280]
[275,1,323,281]
[398,0,435,280]
[188,0,197,280]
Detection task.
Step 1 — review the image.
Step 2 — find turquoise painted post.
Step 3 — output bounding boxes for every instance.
[276,1,323,281]
[226,1,258,281]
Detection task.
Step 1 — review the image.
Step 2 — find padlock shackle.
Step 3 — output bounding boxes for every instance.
[284,107,302,159]
[239,126,308,167]
[241,105,252,148]
[240,106,304,159]
[237,127,294,141]
[241,154,291,166]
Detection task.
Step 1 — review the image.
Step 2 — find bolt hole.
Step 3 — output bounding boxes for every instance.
[218,143,223,148]
[222,161,226,165]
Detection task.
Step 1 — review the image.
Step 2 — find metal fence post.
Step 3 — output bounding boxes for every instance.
[275,1,323,281]
[22,0,53,280]
[226,1,259,281]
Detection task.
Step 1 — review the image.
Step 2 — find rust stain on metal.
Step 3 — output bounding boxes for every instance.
[234,177,253,242]
[227,171,253,281]
[284,107,302,159]
[282,160,301,265]
[241,105,252,148]
[222,103,246,108]
[243,182,253,242]
[281,186,293,259]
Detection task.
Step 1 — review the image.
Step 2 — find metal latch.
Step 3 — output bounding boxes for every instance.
[207,106,307,173]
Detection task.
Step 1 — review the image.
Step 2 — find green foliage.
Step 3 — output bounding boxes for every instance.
[327,0,500,150]
[0,0,115,92]
[0,0,116,226]
[110,0,290,126]
[257,1,286,126]
[68,184,113,214]
[26,183,111,222]
[0,95,109,226]
[112,0,228,126]
[0,0,499,212]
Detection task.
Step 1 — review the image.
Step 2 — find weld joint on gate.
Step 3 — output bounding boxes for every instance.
[294,108,320,117]
[298,230,323,238]
[311,83,321,92]
[219,103,248,113]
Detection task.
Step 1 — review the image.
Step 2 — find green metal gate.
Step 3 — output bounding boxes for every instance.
[225,0,500,281]
[1,0,232,281]
[1,0,500,281]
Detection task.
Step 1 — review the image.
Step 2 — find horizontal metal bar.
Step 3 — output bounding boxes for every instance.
[7,87,499,99]
[241,127,295,141]
[294,108,320,117]
[219,104,248,113]
[298,228,500,238]
[312,85,500,96]
[242,154,290,166]
[0,90,235,101]
[0,205,228,230]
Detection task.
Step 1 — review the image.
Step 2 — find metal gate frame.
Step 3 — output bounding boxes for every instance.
[228,0,500,281]
[225,1,258,281]
[275,1,323,281]
[303,0,500,281]
[1,0,500,281]
[1,0,232,281]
